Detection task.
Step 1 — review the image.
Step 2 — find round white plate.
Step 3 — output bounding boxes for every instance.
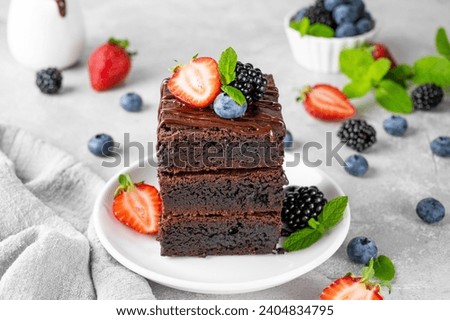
[93,156,350,294]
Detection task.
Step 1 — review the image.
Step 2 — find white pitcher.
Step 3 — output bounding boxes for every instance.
[7,0,85,70]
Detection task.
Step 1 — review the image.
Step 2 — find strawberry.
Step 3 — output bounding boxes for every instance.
[88,38,136,91]
[168,56,221,108]
[370,42,397,69]
[300,84,356,121]
[320,276,383,300]
[112,174,162,234]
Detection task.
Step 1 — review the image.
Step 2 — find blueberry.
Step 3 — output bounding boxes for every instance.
[324,0,345,12]
[88,134,114,157]
[120,93,143,112]
[383,115,408,137]
[291,8,307,22]
[356,18,373,34]
[349,0,365,18]
[347,236,378,265]
[431,136,450,158]
[333,4,359,24]
[416,198,445,224]
[284,130,293,149]
[363,11,372,21]
[213,93,247,119]
[344,154,369,177]
[335,22,357,38]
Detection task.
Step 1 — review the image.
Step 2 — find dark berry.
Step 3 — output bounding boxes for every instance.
[347,236,378,264]
[431,136,450,158]
[383,115,408,137]
[416,198,445,224]
[120,92,143,112]
[305,3,336,28]
[281,186,328,235]
[344,154,369,177]
[284,130,294,149]
[231,61,267,104]
[411,84,444,111]
[88,134,114,157]
[36,68,63,94]
[337,119,377,152]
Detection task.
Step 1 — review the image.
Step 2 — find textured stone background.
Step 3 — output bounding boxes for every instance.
[0,0,449,299]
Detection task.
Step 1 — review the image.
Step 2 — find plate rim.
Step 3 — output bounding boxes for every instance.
[93,156,351,294]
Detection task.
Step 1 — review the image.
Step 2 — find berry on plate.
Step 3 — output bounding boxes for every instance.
[336,22,357,38]
[411,84,444,111]
[324,0,345,12]
[213,93,247,119]
[168,56,221,108]
[347,236,378,264]
[355,18,373,34]
[88,133,114,157]
[337,119,377,152]
[370,42,397,69]
[431,136,450,158]
[305,1,336,28]
[321,275,383,300]
[416,198,445,224]
[383,115,408,137]
[332,4,359,24]
[344,154,369,177]
[300,84,356,121]
[36,68,63,94]
[113,174,162,234]
[88,38,135,91]
[284,130,294,149]
[120,92,143,112]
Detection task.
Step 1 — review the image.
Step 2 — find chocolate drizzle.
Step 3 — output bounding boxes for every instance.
[158,75,285,136]
[55,0,66,17]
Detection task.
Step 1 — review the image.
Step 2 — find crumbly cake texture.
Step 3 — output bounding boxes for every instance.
[157,74,287,256]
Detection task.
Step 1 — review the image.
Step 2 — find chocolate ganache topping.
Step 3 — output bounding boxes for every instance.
[55,0,66,17]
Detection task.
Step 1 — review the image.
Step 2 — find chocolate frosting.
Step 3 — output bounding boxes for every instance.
[158,75,285,137]
[55,0,66,17]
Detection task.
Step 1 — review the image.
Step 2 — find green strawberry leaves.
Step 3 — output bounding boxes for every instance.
[218,47,246,106]
[290,17,335,38]
[283,196,348,252]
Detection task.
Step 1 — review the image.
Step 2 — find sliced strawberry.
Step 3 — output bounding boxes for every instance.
[168,57,221,108]
[371,42,397,69]
[112,174,162,234]
[302,84,356,121]
[320,276,383,300]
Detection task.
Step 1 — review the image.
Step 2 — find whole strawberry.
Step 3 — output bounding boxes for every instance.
[370,42,397,69]
[88,38,136,91]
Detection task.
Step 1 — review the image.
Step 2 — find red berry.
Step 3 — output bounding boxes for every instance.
[320,276,383,300]
[371,42,397,69]
[168,57,221,108]
[88,38,134,91]
[302,84,356,121]
[112,174,162,234]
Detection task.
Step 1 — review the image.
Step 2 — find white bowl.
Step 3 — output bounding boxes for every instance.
[284,10,377,73]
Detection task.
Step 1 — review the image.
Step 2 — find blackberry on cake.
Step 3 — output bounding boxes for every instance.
[231,62,267,104]
[337,119,377,152]
[411,84,444,111]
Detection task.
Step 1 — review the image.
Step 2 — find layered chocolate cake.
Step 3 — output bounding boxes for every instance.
[157,50,287,256]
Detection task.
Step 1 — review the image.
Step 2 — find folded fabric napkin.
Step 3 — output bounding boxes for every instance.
[0,125,155,299]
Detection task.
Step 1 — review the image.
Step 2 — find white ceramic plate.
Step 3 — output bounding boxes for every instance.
[93,156,350,294]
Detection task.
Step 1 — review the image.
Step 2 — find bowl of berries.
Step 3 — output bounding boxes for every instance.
[285,0,377,73]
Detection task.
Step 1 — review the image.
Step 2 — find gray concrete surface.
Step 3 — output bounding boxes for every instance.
[0,0,449,299]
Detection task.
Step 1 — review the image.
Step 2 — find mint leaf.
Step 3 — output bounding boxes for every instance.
[385,64,414,88]
[218,47,238,86]
[361,259,375,283]
[319,196,348,230]
[436,27,450,59]
[308,23,334,38]
[375,79,413,113]
[373,255,395,282]
[413,56,450,87]
[368,58,391,85]
[222,85,246,106]
[290,17,310,36]
[340,48,374,80]
[343,79,372,98]
[283,228,322,252]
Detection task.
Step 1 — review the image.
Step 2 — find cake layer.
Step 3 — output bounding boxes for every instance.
[158,167,288,216]
[157,75,285,174]
[158,213,281,256]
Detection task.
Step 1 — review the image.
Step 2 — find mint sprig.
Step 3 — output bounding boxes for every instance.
[436,27,450,60]
[283,196,348,252]
[218,47,246,106]
[290,17,335,38]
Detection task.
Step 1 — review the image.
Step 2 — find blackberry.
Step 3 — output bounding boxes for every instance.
[337,119,377,152]
[231,62,267,104]
[411,84,444,111]
[304,3,336,28]
[281,186,328,235]
[36,68,63,94]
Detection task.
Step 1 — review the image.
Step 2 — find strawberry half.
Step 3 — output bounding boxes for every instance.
[320,276,383,300]
[112,174,162,234]
[370,42,397,69]
[168,57,221,108]
[301,84,356,121]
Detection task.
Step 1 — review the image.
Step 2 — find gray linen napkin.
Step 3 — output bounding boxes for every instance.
[0,125,155,299]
